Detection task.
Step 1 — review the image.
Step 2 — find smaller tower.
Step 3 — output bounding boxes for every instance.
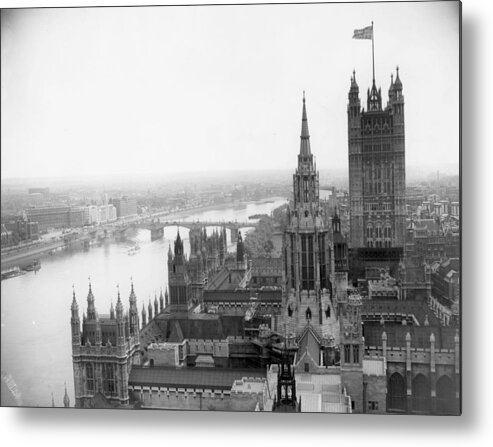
[148,299,153,321]
[141,303,147,327]
[159,289,164,312]
[339,291,365,413]
[236,231,245,268]
[168,231,192,312]
[154,293,159,316]
[71,287,81,346]
[63,383,70,408]
[116,287,125,346]
[86,281,96,320]
[110,301,115,320]
[129,280,139,339]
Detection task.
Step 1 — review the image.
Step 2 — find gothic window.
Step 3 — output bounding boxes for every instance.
[319,234,327,289]
[290,234,296,289]
[305,307,312,320]
[325,305,331,318]
[102,363,116,396]
[301,235,314,291]
[344,344,351,364]
[412,374,431,413]
[388,373,406,412]
[288,305,293,317]
[303,177,309,202]
[86,363,95,393]
[352,345,360,364]
[366,224,373,247]
[436,375,456,414]
[375,224,383,248]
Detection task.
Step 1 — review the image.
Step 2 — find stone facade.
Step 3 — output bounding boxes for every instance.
[282,94,337,340]
[347,69,406,250]
[71,283,140,407]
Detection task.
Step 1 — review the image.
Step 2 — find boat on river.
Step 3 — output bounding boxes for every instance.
[23,260,41,272]
[1,266,26,281]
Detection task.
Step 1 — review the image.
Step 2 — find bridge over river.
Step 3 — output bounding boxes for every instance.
[1,218,259,271]
[113,219,256,242]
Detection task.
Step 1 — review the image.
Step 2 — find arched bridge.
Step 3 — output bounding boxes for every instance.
[113,218,256,242]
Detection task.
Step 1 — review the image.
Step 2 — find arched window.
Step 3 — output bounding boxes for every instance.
[367,224,373,247]
[287,305,293,317]
[325,305,331,318]
[412,374,431,413]
[436,375,456,414]
[102,363,116,396]
[86,363,95,393]
[388,372,406,412]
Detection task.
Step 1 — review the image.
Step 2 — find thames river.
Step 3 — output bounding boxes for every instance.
[0,197,287,407]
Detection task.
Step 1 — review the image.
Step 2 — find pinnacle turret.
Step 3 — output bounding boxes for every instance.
[350,70,359,92]
[142,303,147,326]
[174,230,183,256]
[116,286,123,320]
[299,91,312,158]
[63,382,70,407]
[86,280,96,320]
[71,286,79,318]
[393,65,402,90]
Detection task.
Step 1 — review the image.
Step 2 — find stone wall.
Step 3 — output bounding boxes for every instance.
[130,386,262,412]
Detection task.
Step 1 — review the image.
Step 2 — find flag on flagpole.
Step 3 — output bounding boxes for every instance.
[353,26,373,40]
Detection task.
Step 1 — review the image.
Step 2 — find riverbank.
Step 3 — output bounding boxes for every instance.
[153,196,287,222]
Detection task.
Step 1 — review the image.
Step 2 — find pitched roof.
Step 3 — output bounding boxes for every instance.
[297,325,321,367]
[152,313,246,342]
[129,366,266,390]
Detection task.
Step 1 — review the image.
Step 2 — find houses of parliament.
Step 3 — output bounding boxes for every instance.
[69,68,461,414]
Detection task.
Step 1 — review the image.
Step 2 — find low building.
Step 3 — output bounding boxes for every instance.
[111,196,137,218]
[25,206,71,232]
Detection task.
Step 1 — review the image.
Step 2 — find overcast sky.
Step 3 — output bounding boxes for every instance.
[1,1,459,180]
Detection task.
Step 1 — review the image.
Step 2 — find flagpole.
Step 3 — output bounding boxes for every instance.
[372,21,375,83]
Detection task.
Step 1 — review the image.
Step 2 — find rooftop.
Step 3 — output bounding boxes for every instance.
[129,366,266,391]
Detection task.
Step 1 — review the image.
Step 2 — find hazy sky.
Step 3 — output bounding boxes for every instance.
[1,1,460,180]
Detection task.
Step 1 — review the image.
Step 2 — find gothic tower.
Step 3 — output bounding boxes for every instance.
[236,230,246,269]
[332,212,349,314]
[168,231,192,312]
[282,93,338,339]
[347,68,406,257]
[71,284,140,408]
[340,291,365,413]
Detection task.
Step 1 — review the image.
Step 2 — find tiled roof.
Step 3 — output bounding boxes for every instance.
[297,326,321,365]
[129,366,266,390]
[152,314,246,342]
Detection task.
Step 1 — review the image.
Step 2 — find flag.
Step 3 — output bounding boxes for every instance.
[353,25,373,40]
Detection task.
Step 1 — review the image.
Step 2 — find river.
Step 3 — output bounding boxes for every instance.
[0,197,287,407]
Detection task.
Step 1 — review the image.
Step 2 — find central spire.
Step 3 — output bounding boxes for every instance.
[299,91,311,158]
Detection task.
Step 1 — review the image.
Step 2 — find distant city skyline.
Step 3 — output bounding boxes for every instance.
[1,2,459,179]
